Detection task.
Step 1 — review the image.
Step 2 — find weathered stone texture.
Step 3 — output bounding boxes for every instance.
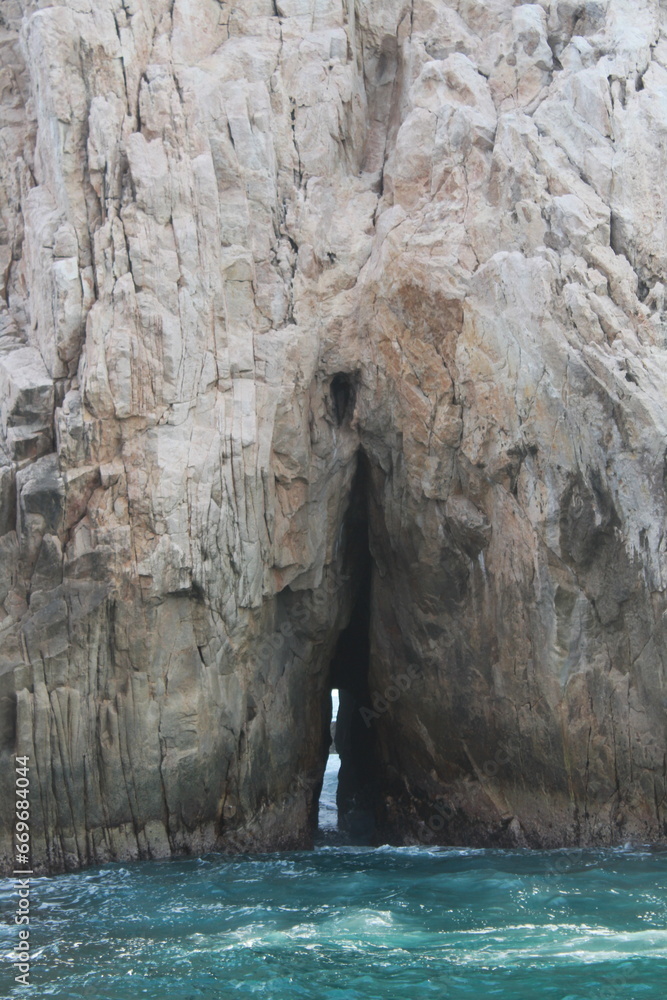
[1,0,667,871]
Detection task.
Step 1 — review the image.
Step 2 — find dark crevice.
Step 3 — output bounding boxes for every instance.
[329,372,357,426]
[324,451,378,843]
[289,102,303,186]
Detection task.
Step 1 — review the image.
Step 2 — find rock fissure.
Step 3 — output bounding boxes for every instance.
[326,449,376,842]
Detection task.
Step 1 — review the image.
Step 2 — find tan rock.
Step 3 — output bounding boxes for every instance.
[1,0,667,871]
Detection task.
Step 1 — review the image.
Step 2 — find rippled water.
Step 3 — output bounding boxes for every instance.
[2,718,665,999]
[2,843,666,999]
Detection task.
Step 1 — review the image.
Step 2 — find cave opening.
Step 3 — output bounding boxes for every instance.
[317,451,377,844]
[329,372,356,426]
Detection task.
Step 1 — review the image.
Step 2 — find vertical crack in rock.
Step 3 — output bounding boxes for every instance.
[327,451,376,843]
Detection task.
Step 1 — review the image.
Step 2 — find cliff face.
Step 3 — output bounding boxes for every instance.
[1,0,667,871]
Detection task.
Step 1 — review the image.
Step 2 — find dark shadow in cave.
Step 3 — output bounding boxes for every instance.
[329,372,357,426]
[324,451,377,844]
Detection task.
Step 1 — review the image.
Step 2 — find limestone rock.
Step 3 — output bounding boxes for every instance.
[1,0,667,872]
[0,341,53,461]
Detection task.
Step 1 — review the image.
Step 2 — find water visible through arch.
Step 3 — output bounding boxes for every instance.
[317,689,340,834]
[315,451,378,844]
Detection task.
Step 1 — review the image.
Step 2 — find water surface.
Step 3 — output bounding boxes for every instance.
[2,843,666,998]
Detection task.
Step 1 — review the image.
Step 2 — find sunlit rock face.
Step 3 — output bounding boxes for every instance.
[1,0,667,872]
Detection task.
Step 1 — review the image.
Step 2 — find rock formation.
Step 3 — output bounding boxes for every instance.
[1,0,667,872]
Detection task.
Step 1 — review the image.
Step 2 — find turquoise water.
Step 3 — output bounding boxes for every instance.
[2,844,667,999]
[2,733,666,998]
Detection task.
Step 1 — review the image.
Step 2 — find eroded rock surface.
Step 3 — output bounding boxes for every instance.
[1,0,667,871]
